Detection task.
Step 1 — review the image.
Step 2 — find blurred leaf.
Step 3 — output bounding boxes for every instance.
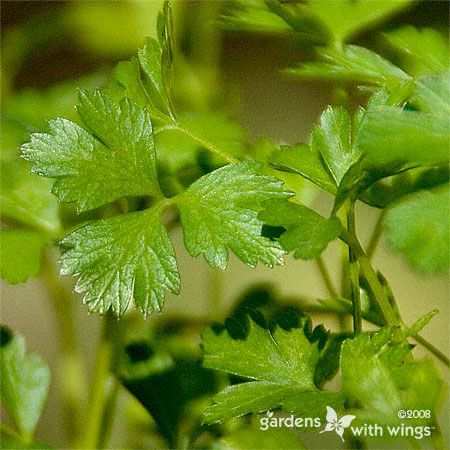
[287,45,410,87]
[120,337,217,448]
[0,328,51,438]
[215,426,305,450]
[411,73,450,116]
[300,0,412,44]
[259,200,342,260]
[0,230,47,284]
[0,439,53,450]
[384,26,449,76]
[0,159,60,235]
[383,185,449,274]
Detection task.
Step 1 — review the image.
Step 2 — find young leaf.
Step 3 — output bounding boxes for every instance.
[0,230,47,284]
[21,90,163,213]
[383,185,449,274]
[269,143,336,194]
[341,327,443,425]
[384,26,449,76]
[287,45,410,88]
[0,327,51,438]
[259,200,342,260]
[60,206,180,317]
[202,317,344,424]
[174,162,293,270]
[311,106,359,186]
[411,73,450,116]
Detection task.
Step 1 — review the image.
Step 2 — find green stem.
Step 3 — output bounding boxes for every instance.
[208,267,225,319]
[97,379,120,449]
[0,422,24,442]
[41,253,86,442]
[81,313,116,449]
[366,210,385,260]
[154,123,239,164]
[412,335,450,367]
[315,256,337,298]
[347,205,362,334]
[341,227,399,326]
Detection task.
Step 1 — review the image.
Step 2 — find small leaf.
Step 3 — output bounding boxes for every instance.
[0,328,51,438]
[409,310,439,336]
[259,200,342,260]
[60,206,180,317]
[21,90,162,213]
[0,230,47,284]
[383,185,449,274]
[287,45,410,87]
[175,162,293,270]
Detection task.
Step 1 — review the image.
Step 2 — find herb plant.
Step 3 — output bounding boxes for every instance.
[1,1,449,449]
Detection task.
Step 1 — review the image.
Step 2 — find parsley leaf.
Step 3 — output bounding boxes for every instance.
[21,90,162,213]
[202,317,343,424]
[341,327,443,425]
[0,327,51,438]
[287,45,410,88]
[60,206,180,317]
[0,230,47,284]
[174,162,293,270]
[383,185,449,274]
[259,200,342,260]
[384,26,449,76]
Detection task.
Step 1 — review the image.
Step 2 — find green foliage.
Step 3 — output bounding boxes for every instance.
[175,162,292,269]
[383,185,450,274]
[202,316,344,424]
[0,328,50,439]
[341,327,443,425]
[0,230,47,284]
[259,200,342,259]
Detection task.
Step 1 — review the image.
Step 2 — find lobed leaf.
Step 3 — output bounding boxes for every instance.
[60,206,180,317]
[21,90,162,212]
[175,162,293,270]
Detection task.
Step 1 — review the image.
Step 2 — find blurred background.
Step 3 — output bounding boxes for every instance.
[1,1,449,448]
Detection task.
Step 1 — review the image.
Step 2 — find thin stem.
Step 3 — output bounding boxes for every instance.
[41,253,86,442]
[341,228,399,326]
[0,422,24,442]
[366,210,385,260]
[81,313,116,449]
[347,205,362,334]
[208,267,225,319]
[97,379,120,449]
[412,335,450,367]
[315,256,338,298]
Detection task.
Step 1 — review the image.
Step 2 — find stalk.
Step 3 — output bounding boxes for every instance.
[315,256,338,298]
[80,313,116,449]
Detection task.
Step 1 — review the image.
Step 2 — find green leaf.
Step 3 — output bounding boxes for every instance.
[269,143,336,193]
[60,205,180,317]
[216,426,306,450]
[287,45,410,87]
[411,73,450,116]
[356,107,449,167]
[0,230,47,284]
[312,106,360,185]
[174,162,292,270]
[0,159,61,234]
[301,0,412,44]
[341,327,443,425]
[383,185,449,274]
[384,26,449,76]
[202,317,343,424]
[21,90,162,213]
[0,328,51,438]
[0,439,53,450]
[259,200,342,260]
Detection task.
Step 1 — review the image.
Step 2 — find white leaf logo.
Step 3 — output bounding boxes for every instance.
[320,406,356,442]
